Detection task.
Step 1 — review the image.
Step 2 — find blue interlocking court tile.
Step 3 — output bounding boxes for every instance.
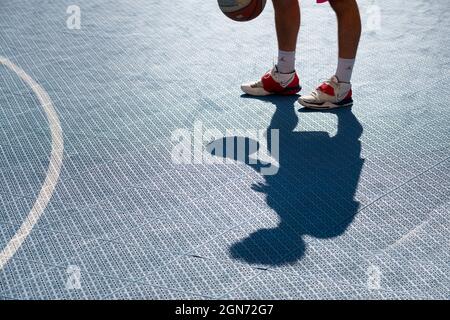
[0,0,449,300]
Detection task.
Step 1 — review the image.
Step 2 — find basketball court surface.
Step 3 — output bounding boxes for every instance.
[0,0,449,299]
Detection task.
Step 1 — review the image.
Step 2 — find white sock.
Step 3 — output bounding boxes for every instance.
[277,50,296,74]
[335,58,355,83]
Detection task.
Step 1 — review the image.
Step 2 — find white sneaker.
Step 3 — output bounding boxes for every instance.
[298,76,353,109]
[241,66,301,96]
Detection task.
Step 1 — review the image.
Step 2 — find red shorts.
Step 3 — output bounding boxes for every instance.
[317,0,328,3]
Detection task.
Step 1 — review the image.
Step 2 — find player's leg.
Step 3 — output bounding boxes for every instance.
[332,0,361,82]
[299,0,361,109]
[241,0,302,96]
[273,0,300,52]
[273,0,300,71]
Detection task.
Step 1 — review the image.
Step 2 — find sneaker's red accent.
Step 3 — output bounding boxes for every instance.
[261,71,301,95]
[344,89,352,100]
[317,83,335,96]
[318,83,352,100]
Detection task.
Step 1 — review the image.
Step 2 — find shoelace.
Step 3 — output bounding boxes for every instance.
[251,67,294,88]
[251,79,264,88]
[251,69,274,88]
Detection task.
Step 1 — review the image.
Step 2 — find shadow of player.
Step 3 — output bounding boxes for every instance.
[207,95,364,266]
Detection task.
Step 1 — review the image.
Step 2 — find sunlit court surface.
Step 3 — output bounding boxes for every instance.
[0,0,449,301]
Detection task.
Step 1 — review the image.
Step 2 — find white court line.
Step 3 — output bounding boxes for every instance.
[0,56,64,271]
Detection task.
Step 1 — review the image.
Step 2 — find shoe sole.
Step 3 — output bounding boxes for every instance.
[242,85,302,97]
[298,97,353,109]
[280,85,302,95]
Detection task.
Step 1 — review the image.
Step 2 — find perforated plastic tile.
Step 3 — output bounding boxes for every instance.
[0,0,449,299]
[6,266,130,300]
[13,228,95,266]
[77,160,161,190]
[51,187,190,218]
[145,256,262,298]
[373,203,450,266]
[159,197,271,230]
[0,196,35,226]
[71,240,181,282]
[224,270,443,300]
[109,283,207,300]
[0,223,19,248]
[114,218,229,254]
[0,167,46,198]
[57,153,111,180]
[38,207,151,240]
[191,213,299,268]
[262,162,450,288]
[0,258,51,298]
[38,175,130,220]
[363,204,450,298]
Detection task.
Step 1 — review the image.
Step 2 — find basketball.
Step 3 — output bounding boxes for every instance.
[218,0,267,22]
